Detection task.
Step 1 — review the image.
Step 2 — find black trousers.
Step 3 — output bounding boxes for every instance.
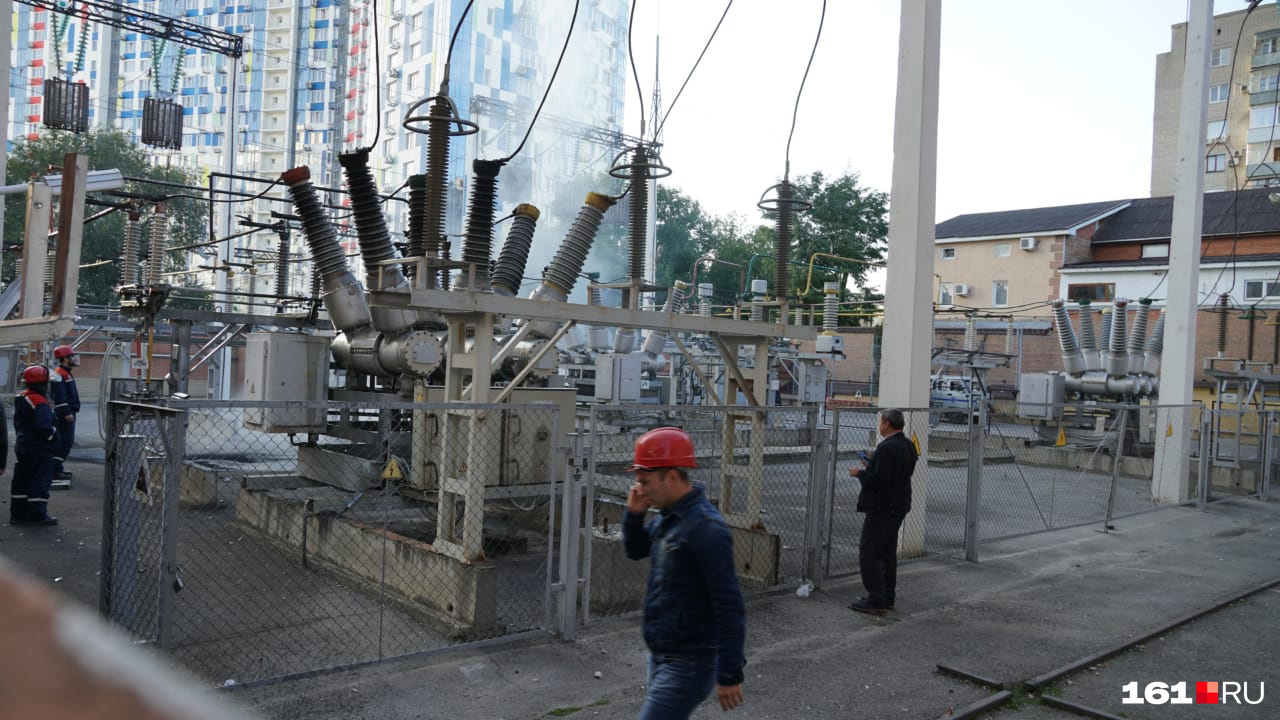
[11,448,54,521]
[859,513,905,606]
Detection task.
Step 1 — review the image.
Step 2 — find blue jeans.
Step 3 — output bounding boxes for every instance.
[638,653,716,720]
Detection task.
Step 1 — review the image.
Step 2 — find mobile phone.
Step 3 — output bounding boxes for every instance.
[856,450,869,462]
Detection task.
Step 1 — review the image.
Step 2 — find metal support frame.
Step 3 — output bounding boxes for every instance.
[2,155,92,344]
[718,340,769,530]
[437,313,498,562]
[671,334,722,405]
[170,320,193,394]
[188,323,247,373]
[16,0,243,57]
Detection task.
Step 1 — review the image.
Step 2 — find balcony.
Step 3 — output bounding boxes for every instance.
[1253,50,1280,69]
[1245,161,1280,181]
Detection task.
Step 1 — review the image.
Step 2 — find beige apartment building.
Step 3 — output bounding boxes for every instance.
[1152,5,1280,195]
[933,201,1129,310]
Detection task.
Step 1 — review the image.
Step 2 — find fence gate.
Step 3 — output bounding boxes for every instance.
[100,401,185,647]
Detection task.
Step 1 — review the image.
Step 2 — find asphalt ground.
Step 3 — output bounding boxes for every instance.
[2,405,1277,719]
[230,495,1280,720]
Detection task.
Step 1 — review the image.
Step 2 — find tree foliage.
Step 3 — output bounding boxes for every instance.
[3,128,208,306]
[653,171,888,325]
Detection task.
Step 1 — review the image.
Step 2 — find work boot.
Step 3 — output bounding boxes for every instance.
[848,597,890,615]
[13,515,58,526]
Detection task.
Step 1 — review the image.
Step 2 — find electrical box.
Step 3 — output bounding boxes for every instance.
[595,354,642,402]
[1017,373,1065,420]
[243,332,331,432]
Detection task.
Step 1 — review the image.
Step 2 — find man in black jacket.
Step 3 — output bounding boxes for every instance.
[848,408,917,614]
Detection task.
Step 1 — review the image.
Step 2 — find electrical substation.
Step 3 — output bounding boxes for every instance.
[2,0,1278,698]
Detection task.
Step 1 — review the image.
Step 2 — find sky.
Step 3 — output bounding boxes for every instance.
[621,0,1201,249]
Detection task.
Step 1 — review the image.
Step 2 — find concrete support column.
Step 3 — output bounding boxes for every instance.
[881,0,940,557]
[1153,0,1211,503]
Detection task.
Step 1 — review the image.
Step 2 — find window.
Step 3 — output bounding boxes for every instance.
[992,280,1008,307]
[1209,83,1230,103]
[1206,153,1227,172]
[1207,119,1226,140]
[1261,37,1279,55]
[1210,47,1232,67]
[939,284,953,306]
[941,247,955,260]
[1140,244,1170,259]
[1244,280,1280,299]
[1251,104,1279,128]
[994,243,1011,257]
[1067,283,1116,302]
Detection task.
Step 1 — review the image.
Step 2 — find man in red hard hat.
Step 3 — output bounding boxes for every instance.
[49,345,80,483]
[623,426,746,718]
[10,366,59,526]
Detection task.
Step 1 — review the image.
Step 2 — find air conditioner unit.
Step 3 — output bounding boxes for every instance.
[391,10,403,20]
[1228,156,1239,166]
[953,283,971,296]
[238,125,249,133]
[387,68,400,78]
[389,40,400,50]
[1019,237,1038,251]
[213,147,222,153]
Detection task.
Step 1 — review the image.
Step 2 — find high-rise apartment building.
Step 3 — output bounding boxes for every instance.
[6,0,630,304]
[1152,4,1280,195]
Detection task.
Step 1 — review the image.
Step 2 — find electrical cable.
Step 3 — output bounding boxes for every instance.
[783,0,826,179]
[627,0,645,139]
[444,0,476,87]
[500,0,581,163]
[654,0,734,139]
[365,0,383,152]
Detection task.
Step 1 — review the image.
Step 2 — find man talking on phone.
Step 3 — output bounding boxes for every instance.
[848,409,917,615]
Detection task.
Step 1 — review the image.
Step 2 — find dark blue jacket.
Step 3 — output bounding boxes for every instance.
[856,431,917,517]
[51,365,80,414]
[623,485,746,686]
[15,390,57,453]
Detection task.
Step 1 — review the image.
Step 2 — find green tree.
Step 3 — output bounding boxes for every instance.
[3,128,208,306]
[654,170,888,325]
[752,170,888,325]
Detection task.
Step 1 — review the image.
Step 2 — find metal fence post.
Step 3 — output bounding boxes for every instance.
[555,439,582,641]
[1102,408,1129,532]
[1259,411,1273,499]
[157,407,186,651]
[963,402,987,562]
[1198,409,1212,510]
[823,409,841,579]
[804,422,830,586]
[98,403,122,617]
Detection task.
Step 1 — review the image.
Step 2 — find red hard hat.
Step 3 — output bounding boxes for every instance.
[53,345,75,360]
[22,365,49,384]
[627,427,697,471]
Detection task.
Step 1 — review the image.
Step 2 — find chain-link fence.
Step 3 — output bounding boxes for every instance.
[102,399,561,687]
[102,394,1249,679]
[579,404,822,623]
[1200,406,1277,504]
